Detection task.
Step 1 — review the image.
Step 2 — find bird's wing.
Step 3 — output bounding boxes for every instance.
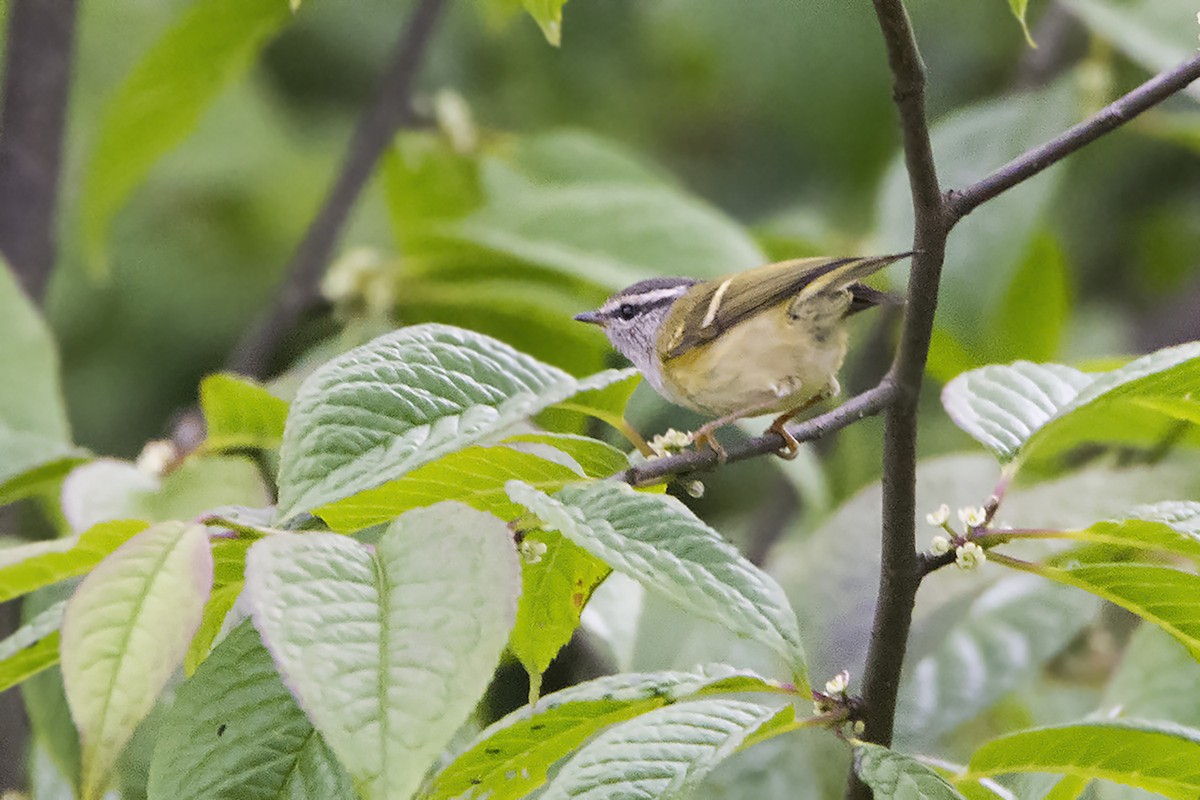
[662,253,909,360]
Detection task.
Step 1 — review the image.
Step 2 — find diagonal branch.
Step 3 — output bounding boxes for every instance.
[227,0,448,378]
[0,0,79,304]
[948,51,1200,222]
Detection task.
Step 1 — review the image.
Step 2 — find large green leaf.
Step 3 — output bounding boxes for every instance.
[244,503,520,800]
[198,372,289,452]
[0,520,148,603]
[539,697,791,800]
[80,0,294,270]
[275,324,632,520]
[506,480,808,690]
[0,600,65,693]
[895,574,1099,746]
[61,522,214,800]
[148,620,353,800]
[942,342,1200,466]
[854,744,969,799]
[1046,501,1200,561]
[423,665,780,800]
[967,720,1200,797]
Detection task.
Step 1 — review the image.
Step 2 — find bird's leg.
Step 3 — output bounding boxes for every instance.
[689,397,791,464]
[768,381,839,460]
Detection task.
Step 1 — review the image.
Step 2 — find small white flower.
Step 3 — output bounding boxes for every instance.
[136,439,176,477]
[925,503,950,526]
[958,506,987,528]
[648,428,693,459]
[824,670,849,695]
[955,541,987,570]
[519,539,548,565]
[685,480,705,499]
[930,535,952,555]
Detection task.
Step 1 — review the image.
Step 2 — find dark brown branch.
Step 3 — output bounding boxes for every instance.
[0,0,79,304]
[848,2,948,797]
[948,50,1200,222]
[227,0,448,377]
[615,381,897,486]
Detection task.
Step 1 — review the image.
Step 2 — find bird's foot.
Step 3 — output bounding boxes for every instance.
[688,426,729,464]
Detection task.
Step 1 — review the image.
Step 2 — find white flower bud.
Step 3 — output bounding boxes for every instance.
[958,506,987,528]
[685,480,705,499]
[925,504,950,526]
[955,541,987,570]
[136,439,176,477]
[824,670,849,695]
[930,535,952,555]
[519,539,548,565]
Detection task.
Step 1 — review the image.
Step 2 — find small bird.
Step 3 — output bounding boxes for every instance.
[574,253,910,460]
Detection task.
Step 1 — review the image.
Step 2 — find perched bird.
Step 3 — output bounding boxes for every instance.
[574,253,910,460]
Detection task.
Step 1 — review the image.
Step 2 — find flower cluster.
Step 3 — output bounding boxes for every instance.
[925,503,990,570]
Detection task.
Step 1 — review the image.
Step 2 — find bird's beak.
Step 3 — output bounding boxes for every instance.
[574,310,602,325]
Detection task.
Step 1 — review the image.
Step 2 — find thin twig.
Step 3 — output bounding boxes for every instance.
[227,0,448,377]
[0,0,79,304]
[614,381,897,486]
[947,51,1200,222]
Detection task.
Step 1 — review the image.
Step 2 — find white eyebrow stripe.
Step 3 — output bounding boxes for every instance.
[701,278,732,328]
[599,287,686,315]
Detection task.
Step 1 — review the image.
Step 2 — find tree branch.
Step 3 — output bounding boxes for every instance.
[948,50,1200,222]
[0,0,79,304]
[227,0,448,377]
[615,381,896,486]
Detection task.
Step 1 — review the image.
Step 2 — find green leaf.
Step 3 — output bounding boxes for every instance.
[1105,624,1200,726]
[314,444,587,533]
[423,665,782,800]
[942,342,1200,466]
[877,80,1076,361]
[0,429,85,507]
[384,130,484,246]
[540,697,792,800]
[895,574,1099,746]
[506,480,808,690]
[1007,0,1036,46]
[1053,501,1200,561]
[0,600,65,693]
[274,324,618,520]
[1060,0,1200,94]
[854,744,969,799]
[1018,561,1200,661]
[509,528,610,679]
[148,620,354,800]
[503,433,630,477]
[520,0,568,45]
[183,581,242,676]
[0,520,149,603]
[199,373,289,452]
[61,522,214,800]
[545,369,643,435]
[244,503,520,800]
[80,0,293,271]
[967,720,1200,797]
[446,181,764,290]
[993,233,1070,365]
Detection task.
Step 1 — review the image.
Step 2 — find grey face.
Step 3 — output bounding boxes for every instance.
[574,277,696,389]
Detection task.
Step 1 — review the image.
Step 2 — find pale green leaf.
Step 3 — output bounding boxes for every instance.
[509,130,674,188]
[1007,0,1036,46]
[896,574,1099,746]
[0,520,149,603]
[80,0,293,270]
[244,503,520,800]
[540,697,791,800]
[275,324,599,520]
[0,600,65,693]
[199,372,289,452]
[61,522,214,800]
[506,480,808,690]
[148,620,354,800]
[942,342,1200,465]
[1052,501,1200,561]
[967,720,1200,798]
[521,0,568,45]
[993,233,1070,364]
[183,581,242,676]
[384,130,483,246]
[854,744,969,799]
[502,433,630,477]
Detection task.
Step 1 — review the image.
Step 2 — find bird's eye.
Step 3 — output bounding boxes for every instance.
[616,303,638,321]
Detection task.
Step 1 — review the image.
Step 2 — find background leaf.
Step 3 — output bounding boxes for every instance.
[0,601,65,694]
[854,744,969,799]
[0,520,148,603]
[61,522,214,799]
[199,372,289,452]
[245,503,520,800]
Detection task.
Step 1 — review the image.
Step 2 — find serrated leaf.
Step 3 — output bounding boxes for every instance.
[942,342,1200,466]
[80,0,293,270]
[199,372,289,452]
[423,665,780,800]
[0,520,149,603]
[148,620,354,800]
[1015,561,1200,661]
[896,574,1099,746]
[244,502,520,800]
[540,697,791,800]
[0,600,65,693]
[966,720,1200,797]
[275,324,609,520]
[855,744,969,799]
[61,522,214,800]
[314,445,586,533]
[506,480,808,690]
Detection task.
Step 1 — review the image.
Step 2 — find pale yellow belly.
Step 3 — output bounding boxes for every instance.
[660,305,849,417]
